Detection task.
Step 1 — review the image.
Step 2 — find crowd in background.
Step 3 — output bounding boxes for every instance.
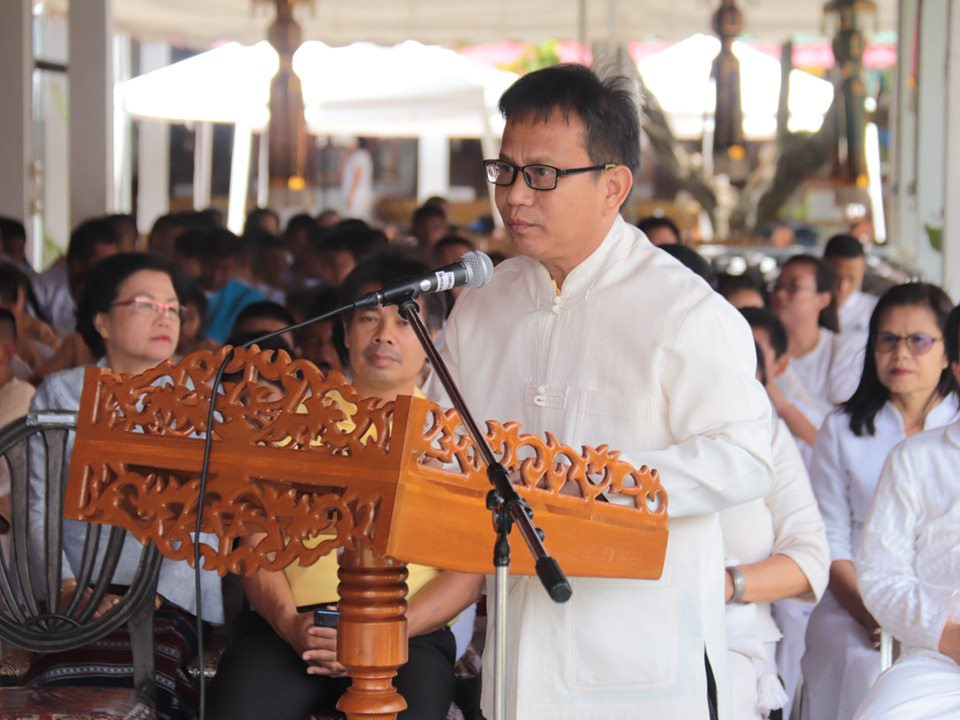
[1,200,959,720]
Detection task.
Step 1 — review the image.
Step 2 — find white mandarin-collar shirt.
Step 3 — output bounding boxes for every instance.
[858,420,960,657]
[437,215,774,720]
[838,290,878,337]
[810,397,960,564]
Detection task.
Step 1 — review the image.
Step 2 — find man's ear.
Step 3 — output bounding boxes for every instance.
[604,165,634,213]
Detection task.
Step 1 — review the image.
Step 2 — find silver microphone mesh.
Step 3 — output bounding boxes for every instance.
[460,250,495,289]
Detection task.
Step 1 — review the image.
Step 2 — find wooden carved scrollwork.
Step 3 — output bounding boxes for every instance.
[66,347,669,580]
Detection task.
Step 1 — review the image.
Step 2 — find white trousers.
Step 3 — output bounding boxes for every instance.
[800,592,881,720]
[773,598,813,719]
[855,652,960,719]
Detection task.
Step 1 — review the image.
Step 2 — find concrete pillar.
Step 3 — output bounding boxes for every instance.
[112,33,133,215]
[193,122,214,210]
[69,0,113,226]
[943,2,960,299]
[0,0,33,233]
[136,42,171,233]
[912,0,948,283]
[417,135,450,202]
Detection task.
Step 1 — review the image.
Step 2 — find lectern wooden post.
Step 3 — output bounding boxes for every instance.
[63,348,669,719]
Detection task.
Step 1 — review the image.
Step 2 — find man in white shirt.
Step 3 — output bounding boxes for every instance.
[438,64,774,720]
[824,233,877,337]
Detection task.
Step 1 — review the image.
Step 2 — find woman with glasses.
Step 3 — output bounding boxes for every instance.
[853,304,960,718]
[799,282,959,720]
[770,254,864,410]
[24,252,224,720]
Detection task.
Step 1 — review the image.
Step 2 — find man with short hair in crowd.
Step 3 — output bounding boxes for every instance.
[208,253,477,720]
[441,64,773,719]
[823,233,877,337]
[34,217,120,335]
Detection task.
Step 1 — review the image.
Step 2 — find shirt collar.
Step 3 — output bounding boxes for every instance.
[533,215,633,303]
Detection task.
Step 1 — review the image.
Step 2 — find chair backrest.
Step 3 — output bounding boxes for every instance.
[0,411,163,703]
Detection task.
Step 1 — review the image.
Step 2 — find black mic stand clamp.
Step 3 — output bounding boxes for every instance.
[395,297,571,720]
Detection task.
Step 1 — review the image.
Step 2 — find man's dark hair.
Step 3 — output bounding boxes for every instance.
[433,235,474,257]
[411,205,446,228]
[637,216,680,242]
[309,220,387,263]
[67,218,119,265]
[0,264,21,305]
[498,64,641,175]
[76,252,185,358]
[284,212,317,239]
[739,307,788,359]
[658,244,715,287]
[0,217,27,243]
[824,234,865,260]
[199,228,256,264]
[0,308,17,341]
[173,229,211,260]
[718,273,767,306]
[232,301,295,332]
[244,207,280,236]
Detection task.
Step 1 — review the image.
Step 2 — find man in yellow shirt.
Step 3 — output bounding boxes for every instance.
[209,254,481,720]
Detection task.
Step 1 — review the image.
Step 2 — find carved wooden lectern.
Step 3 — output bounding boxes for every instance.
[63,348,668,720]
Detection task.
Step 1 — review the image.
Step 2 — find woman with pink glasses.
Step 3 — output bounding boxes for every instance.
[800,282,959,720]
[25,253,224,720]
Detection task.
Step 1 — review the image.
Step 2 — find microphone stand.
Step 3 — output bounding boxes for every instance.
[396,297,571,720]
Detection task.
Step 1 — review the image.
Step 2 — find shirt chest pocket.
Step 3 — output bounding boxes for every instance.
[574,389,652,453]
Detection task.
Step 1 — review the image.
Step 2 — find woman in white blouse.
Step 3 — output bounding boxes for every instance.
[800,282,959,720]
[721,343,829,720]
[771,254,864,407]
[855,305,960,719]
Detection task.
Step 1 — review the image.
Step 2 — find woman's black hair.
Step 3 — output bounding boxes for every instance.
[948,304,960,365]
[754,341,768,386]
[76,252,185,358]
[781,254,839,333]
[842,282,956,436]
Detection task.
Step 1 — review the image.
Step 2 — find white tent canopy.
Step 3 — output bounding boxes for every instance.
[49,0,899,49]
[638,33,835,140]
[119,39,516,137]
[119,39,517,231]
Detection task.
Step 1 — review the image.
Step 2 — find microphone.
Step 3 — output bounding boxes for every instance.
[355,250,494,308]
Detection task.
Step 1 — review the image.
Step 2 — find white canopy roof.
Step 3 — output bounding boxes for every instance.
[638,33,835,140]
[51,0,898,48]
[120,40,517,137]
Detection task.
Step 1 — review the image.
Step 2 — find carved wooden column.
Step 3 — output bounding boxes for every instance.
[337,547,409,720]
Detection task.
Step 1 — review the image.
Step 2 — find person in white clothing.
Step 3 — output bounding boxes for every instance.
[738,308,829,716]
[439,64,775,720]
[341,138,375,222]
[772,254,864,407]
[801,282,960,720]
[720,343,829,720]
[854,307,960,718]
[824,234,878,338]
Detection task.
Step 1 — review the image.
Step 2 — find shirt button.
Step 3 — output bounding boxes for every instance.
[537,385,546,393]
[533,395,547,406]
[552,305,562,315]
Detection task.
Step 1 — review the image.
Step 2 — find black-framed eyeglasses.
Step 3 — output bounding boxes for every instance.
[875,331,943,356]
[482,159,616,191]
[111,295,186,322]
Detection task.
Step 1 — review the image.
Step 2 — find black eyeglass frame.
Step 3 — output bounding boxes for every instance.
[482,159,617,191]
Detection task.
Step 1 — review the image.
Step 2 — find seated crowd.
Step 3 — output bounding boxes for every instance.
[0,203,958,720]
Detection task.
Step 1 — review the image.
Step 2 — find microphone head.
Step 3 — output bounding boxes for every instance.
[460,250,495,289]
